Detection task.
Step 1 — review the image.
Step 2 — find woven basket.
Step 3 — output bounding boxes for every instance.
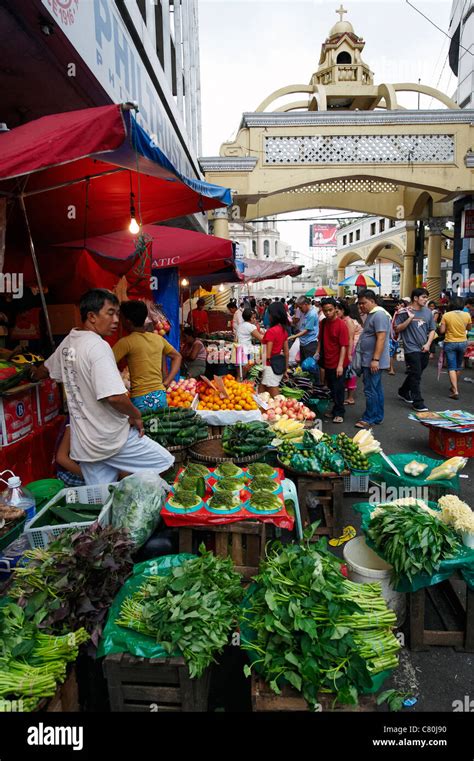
[188,436,270,465]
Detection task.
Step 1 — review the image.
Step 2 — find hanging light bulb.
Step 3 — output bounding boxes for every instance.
[129,217,140,235]
[218,283,225,292]
[128,191,140,234]
[181,278,189,287]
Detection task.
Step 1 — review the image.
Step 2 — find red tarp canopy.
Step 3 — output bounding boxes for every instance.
[4,226,235,302]
[0,104,231,245]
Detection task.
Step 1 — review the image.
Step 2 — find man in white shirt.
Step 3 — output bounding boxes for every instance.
[34,289,174,484]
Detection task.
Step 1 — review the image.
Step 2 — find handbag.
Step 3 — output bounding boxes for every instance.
[269,354,286,375]
[351,342,363,376]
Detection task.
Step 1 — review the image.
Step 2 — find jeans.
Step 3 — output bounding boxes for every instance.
[361,367,385,424]
[325,368,346,418]
[399,351,430,406]
[444,342,467,372]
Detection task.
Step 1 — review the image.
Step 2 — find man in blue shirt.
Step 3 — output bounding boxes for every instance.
[289,296,319,361]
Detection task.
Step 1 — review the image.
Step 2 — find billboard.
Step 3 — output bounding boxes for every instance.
[309,224,338,247]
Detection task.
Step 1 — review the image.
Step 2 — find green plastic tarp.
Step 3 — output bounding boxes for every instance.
[97,553,194,659]
[368,452,460,493]
[353,502,474,593]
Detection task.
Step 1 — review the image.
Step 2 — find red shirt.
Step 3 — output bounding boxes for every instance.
[263,325,287,365]
[191,308,209,334]
[320,317,349,369]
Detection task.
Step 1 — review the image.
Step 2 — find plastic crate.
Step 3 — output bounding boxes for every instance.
[428,428,474,458]
[344,471,370,493]
[24,483,115,549]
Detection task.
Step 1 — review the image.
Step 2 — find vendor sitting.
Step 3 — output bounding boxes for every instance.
[181,327,207,378]
[113,300,182,414]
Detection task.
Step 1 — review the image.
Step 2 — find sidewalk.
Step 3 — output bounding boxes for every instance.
[323,358,474,712]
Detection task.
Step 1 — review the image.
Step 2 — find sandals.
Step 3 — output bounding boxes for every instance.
[355,420,371,429]
[344,399,355,405]
[333,416,344,424]
[449,392,459,399]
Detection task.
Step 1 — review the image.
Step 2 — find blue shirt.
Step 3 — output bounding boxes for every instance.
[298,307,319,346]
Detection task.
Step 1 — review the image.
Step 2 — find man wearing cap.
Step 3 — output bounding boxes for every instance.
[289,296,319,362]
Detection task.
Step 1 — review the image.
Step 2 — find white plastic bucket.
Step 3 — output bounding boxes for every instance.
[343,535,406,627]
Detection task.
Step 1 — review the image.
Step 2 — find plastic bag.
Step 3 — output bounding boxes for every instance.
[142,299,171,335]
[109,470,170,548]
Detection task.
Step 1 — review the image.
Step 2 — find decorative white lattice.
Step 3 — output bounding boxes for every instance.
[287,179,398,194]
[265,134,454,164]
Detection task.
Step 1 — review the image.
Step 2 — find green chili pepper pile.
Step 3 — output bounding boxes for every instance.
[241,532,400,709]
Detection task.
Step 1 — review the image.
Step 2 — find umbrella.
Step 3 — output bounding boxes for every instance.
[305,286,336,297]
[338,273,381,287]
[0,103,231,347]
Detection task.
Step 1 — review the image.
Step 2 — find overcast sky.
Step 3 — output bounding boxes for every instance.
[198,0,455,261]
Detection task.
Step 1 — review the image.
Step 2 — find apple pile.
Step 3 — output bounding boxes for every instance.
[258,392,316,423]
[167,378,199,394]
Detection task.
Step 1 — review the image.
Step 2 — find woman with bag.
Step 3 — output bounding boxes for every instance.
[335,300,362,405]
[258,301,290,398]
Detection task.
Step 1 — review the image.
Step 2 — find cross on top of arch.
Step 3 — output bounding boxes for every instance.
[336,4,348,22]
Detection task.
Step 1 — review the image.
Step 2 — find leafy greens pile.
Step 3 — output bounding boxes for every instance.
[8,525,134,648]
[116,546,244,678]
[241,533,400,709]
[0,602,88,711]
[367,503,461,585]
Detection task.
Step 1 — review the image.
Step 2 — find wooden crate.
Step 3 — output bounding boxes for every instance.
[251,675,375,712]
[178,520,266,579]
[295,474,344,539]
[103,653,210,712]
[409,575,474,652]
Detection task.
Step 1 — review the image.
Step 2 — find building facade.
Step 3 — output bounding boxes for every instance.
[0,0,204,229]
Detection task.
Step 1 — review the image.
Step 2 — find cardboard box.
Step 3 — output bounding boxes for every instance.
[47,304,81,335]
[0,388,34,446]
[33,379,61,428]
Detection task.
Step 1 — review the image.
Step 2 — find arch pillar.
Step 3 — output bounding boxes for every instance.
[337,267,345,298]
[212,207,230,239]
[426,219,446,302]
[401,228,416,296]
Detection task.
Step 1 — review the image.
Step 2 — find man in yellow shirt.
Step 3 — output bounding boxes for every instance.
[439,298,472,399]
[113,300,182,413]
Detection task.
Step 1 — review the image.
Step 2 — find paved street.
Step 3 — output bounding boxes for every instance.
[324,357,474,712]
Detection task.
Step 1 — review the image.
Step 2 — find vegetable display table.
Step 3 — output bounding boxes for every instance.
[103,653,210,712]
[409,574,474,652]
[178,520,266,580]
[251,675,375,712]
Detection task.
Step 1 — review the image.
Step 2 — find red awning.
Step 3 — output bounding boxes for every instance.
[0,104,231,244]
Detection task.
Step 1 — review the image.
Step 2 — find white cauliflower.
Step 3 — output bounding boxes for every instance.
[437,495,474,534]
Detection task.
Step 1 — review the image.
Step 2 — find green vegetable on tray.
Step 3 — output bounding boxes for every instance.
[250,477,278,493]
[247,463,277,478]
[116,546,244,678]
[241,530,400,710]
[181,463,210,479]
[249,492,282,512]
[208,493,240,510]
[170,489,202,509]
[214,463,244,479]
[213,478,243,493]
[367,503,461,585]
[178,476,206,498]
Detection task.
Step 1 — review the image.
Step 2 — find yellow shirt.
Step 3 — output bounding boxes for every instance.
[440,311,471,343]
[113,331,174,397]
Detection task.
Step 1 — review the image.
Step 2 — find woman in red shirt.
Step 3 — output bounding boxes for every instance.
[259,302,290,398]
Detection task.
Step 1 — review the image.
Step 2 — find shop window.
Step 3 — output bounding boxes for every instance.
[349,232,354,243]
[370,223,376,236]
[275,241,278,257]
[379,219,385,233]
[356,229,361,241]
[389,219,396,228]
[343,234,347,246]
[252,240,257,256]
[264,240,270,258]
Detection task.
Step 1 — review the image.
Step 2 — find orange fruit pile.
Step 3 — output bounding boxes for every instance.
[197,375,258,411]
[167,389,194,408]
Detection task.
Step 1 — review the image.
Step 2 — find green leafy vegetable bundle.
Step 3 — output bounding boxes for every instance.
[367,503,461,586]
[116,546,244,678]
[241,533,400,709]
[8,525,134,648]
[0,602,88,711]
[222,421,273,456]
